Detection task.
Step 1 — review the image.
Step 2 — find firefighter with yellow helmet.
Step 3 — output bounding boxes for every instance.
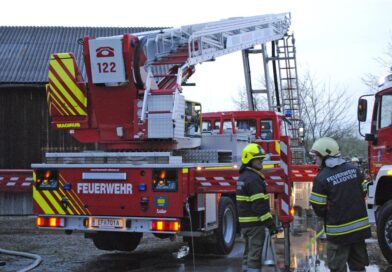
[236,143,278,272]
[309,137,371,272]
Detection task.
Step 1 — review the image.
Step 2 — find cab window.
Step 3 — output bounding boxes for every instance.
[214,121,220,130]
[280,119,289,136]
[202,121,212,132]
[379,94,392,129]
[223,120,232,131]
[185,101,201,136]
[236,119,256,133]
[260,120,273,140]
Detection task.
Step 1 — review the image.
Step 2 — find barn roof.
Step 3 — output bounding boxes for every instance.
[0,26,164,84]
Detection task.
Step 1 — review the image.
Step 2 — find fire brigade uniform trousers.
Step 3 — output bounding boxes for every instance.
[327,240,369,272]
[241,225,266,272]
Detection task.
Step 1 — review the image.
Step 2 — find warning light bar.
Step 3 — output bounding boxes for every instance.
[151,220,181,232]
[36,216,65,228]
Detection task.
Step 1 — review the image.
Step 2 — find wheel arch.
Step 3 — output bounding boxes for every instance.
[375,176,392,206]
[220,193,240,233]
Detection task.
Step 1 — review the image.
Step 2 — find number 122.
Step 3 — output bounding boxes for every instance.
[97,62,116,73]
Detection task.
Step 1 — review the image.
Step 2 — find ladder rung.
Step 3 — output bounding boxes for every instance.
[251,89,268,94]
[268,57,295,61]
[247,49,263,54]
[277,47,294,51]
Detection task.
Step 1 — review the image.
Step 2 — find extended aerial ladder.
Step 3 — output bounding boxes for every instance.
[131,12,305,163]
[46,13,295,151]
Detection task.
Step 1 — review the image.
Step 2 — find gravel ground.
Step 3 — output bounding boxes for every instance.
[0,216,188,272]
[0,216,390,271]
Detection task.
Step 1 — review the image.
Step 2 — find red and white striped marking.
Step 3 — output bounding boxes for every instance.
[0,171,33,192]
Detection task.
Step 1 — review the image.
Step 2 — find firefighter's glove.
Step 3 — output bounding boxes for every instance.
[266,220,279,236]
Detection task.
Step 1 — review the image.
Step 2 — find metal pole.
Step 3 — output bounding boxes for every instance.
[261,44,272,110]
[284,223,291,271]
[242,49,255,110]
[271,41,281,112]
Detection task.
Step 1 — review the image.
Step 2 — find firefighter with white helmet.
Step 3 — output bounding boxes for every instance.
[309,137,371,272]
[236,143,278,272]
[351,156,360,167]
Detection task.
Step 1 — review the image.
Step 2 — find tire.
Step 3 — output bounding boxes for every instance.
[185,196,237,255]
[213,196,237,255]
[92,232,142,252]
[377,200,392,263]
[92,232,115,251]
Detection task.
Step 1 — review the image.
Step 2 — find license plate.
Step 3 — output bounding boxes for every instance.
[91,218,124,229]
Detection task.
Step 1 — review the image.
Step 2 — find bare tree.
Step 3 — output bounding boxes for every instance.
[362,35,392,92]
[232,87,250,110]
[231,85,268,111]
[232,71,358,156]
[298,71,356,147]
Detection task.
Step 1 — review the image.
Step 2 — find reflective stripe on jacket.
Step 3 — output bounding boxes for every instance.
[310,160,371,245]
[236,166,273,228]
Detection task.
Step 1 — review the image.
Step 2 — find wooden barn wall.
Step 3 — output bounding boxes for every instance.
[0,192,33,215]
[0,86,92,169]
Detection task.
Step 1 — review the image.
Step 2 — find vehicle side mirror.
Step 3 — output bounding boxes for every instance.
[365,133,376,142]
[357,98,368,122]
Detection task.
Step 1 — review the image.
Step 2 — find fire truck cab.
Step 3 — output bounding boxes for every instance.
[202,110,290,139]
[358,70,392,263]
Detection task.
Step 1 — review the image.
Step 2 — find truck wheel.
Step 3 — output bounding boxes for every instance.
[377,200,392,263]
[92,232,142,252]
[92,232,115,251]
[114,232,143,251]
[214,196,237,255]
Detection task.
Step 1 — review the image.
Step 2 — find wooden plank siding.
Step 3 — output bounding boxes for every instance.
[0,192,33,215]
[0,86,92,169]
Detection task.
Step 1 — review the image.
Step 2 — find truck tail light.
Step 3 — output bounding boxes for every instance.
[290,207,295,217]
[36,216,64,228]
[151,220,181,232]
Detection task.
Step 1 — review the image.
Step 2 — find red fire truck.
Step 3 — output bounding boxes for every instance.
[31,13,317,268]
[358,70,392,263]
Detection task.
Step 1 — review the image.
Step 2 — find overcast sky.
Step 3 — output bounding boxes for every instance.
[2,0,392,114]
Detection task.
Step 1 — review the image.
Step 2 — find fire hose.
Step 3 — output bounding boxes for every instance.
[0,248,42,272]
[306,228,325,250]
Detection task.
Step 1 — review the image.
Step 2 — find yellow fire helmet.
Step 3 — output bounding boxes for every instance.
[309,137,340,158]
[241,143,266,164]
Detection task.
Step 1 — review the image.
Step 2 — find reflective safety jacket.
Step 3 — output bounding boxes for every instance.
[236,166,273,228]
[310,158,371,245]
